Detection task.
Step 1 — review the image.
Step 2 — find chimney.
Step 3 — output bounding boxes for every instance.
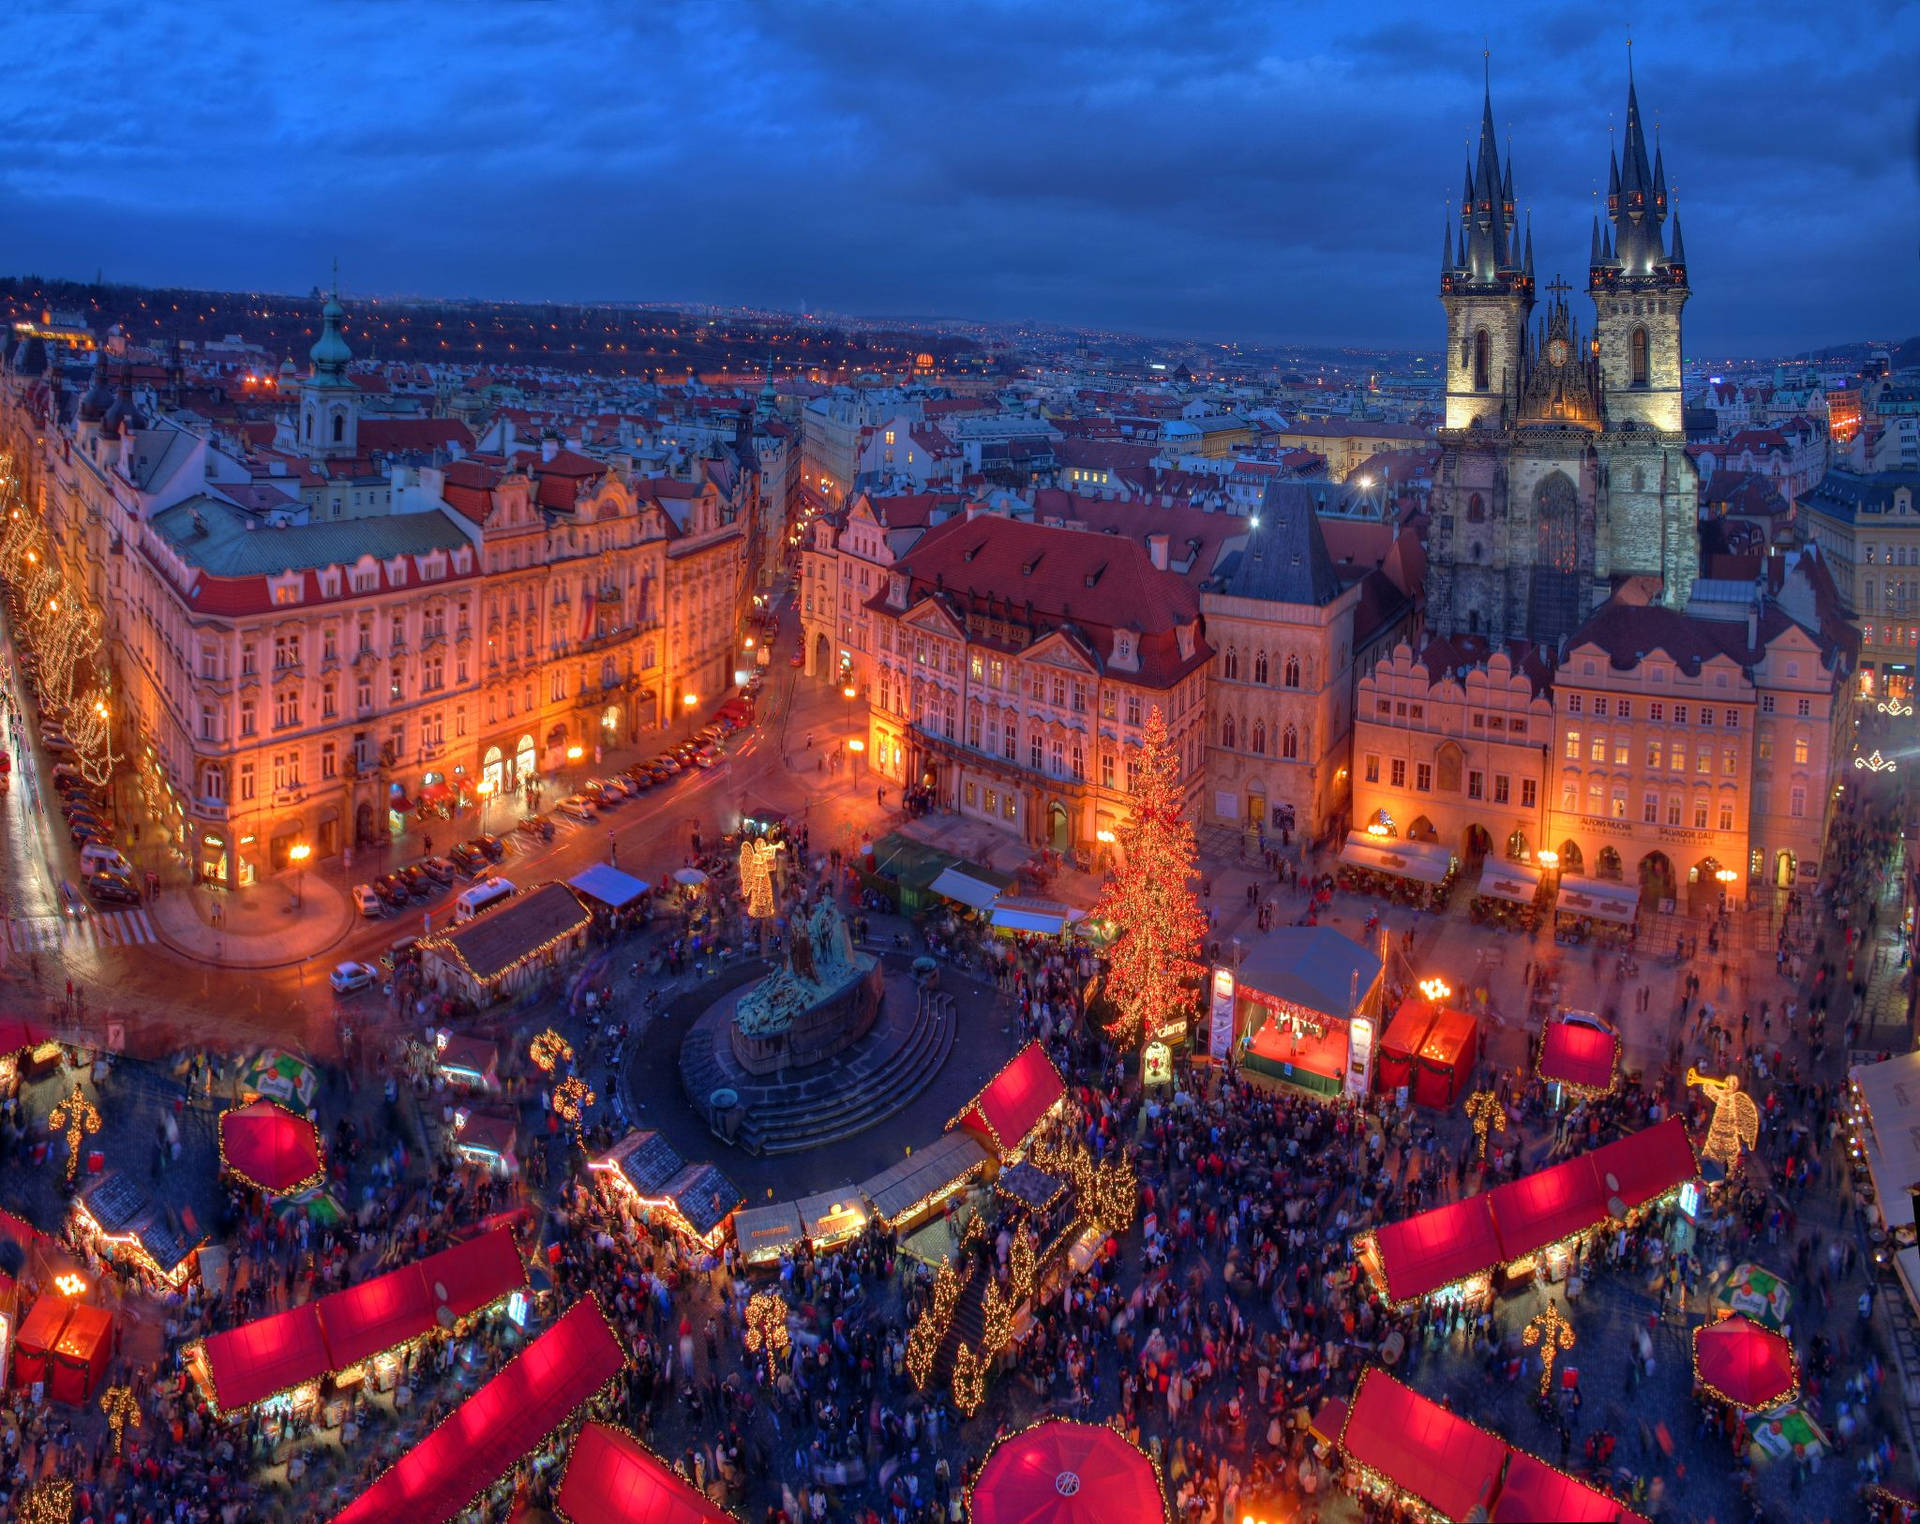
[1147,533,1170,571]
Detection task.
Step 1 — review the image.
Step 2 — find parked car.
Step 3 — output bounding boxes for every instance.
[83,872,140,906]
[396,863,436,898]
[418,856,458,886]
[471,834,505,862]
[67,819,108,847]
[623,768,655,792]
[654,757,682,776]
[596,777,632,802]
[579,781,609,805]
[371,873,411,909]
[329,961,380,995]
[789,652,803,666]
[352,884,386,918]
[555,795,598,824]
[516,815,555,842]
[448,843,489,877]
[692,749,720,769]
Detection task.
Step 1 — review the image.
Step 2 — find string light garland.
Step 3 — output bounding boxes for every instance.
[529,1029,573,1074]
[1009,1226,1037,1307]
[1535,1025,1622,1099]
[216,1103,325,1197]
[100,1384,141,1455]
[1086,706,1208,1067]
[48,1083,101,1185]
[738,838,777,920]
[1465,1089,1508,1161]
[951,1340,988,1417]
[1522,1300,1576,1399]
[1688,1067,1760,1169]
[905,1261,965,1390]
[962,1418,1172,1524]
[744,1291,790,1381]
[21,1479,72,1524]
[1691,1316,1801,1411]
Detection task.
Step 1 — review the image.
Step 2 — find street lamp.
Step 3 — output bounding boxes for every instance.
[1535,848,1559,870]
[476,776,496,832]
[288,842,311,909]
[848,736,864,782]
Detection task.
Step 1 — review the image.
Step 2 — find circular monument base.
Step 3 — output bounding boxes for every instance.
[677,965,955,1156]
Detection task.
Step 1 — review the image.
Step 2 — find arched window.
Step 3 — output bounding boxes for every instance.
[1281,724,1299,759]
[1223,647,1239,681]
[1253,651,1269,684]
[1466,492,1486,524]
[1473,328,1491,391]
[303,412,312,441]
[1221,714,1236,749]
[1630,327,1649,386]
[1283,654,1301,688]
[1251,721,1267,755]
[331,411,345,443]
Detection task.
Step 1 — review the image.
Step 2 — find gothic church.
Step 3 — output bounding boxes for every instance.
[1425,68,1697,645]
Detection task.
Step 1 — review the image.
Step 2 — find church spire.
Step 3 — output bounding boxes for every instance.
[308,267,353,384]
[1669,211,1686,267]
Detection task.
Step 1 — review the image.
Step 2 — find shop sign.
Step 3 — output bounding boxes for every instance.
[1208,967,1235,1062]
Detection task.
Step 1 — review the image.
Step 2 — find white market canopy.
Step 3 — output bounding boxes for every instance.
[1474,858,1553,908]
[1555,874,1638,926]
[989,897,1085,936]
[568,862,651,910]
[929,866,1005,912]
[1338,832,1456,886]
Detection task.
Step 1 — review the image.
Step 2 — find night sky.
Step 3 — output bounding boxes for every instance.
[2,1,1912,356]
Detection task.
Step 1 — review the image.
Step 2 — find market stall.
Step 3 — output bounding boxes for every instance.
[1336,832,1460,909]
[556,1420,730,1523]
[236,1048,319,1113]
[451,1110,519,1177]
[1491,1449,1651,1523]
[49,1301,112,1405]
[1332,1365,1508,1520]
[72,1171,205,1289]
[1412,1006,1480,1109]
[927,864,1008,913]
[1227,927,1384,1100]
[1554,874,1639,946]
[218,1099,325,1196]
[421,882,595,1006]
[1469,857,1554,931]
[1355,1194,1506,1306]
[1538,1019,1622,1099]
[1375,997,1437,1098]
[332,1297,628,1524]
[567,863,652,929]
[948,1041,1067,1160]
[0,1018,52,1086]
[1848,1050,1920,1307]
[663,1163,744,1252]
[987,896,1084,939]
[731,1202,805,1270]
[11,1297,67,1393]
[1694,1314,1799,1410]
[434,1035,500,1092]
[795,1189,867,1254]
[966,1417,1170,1524]
[857,1131,991,1233]
[193,1302,331,1417]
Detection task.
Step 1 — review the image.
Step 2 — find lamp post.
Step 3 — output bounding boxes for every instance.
[848,736,864,784]
[288,842,310,910]
[565,744,584,793]
[476,776,495,833]
[682,690,698,741]
[1715,865,1738,914]
[842,682,857,768]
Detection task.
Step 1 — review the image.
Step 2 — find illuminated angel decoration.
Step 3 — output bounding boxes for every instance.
[739,838,777,920]
[1688,1067,1761,1169]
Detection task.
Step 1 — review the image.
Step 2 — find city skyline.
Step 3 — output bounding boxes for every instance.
[0,1,1911,356]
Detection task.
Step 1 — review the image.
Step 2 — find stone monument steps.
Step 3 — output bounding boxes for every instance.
[677,1027,727,1106]
[740,991,956,1155]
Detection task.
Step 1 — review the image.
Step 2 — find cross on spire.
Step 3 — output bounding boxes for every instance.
[1544,275,1573,302]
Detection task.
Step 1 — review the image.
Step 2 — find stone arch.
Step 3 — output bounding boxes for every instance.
[1556,839,1584,874]
[1505,828,1529,860]
[1596,845,1623,880]
[1462,823,1492,862]
[1473,328,1491,391]
[813,632,831,677]
[1407,814,1438,843]
[1639,850,1676,905]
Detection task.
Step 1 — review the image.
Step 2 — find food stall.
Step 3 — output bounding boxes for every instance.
[731,1202,805,1271]
[796,1189,868,1254]
[993,1161,1074,1244]
[12,1297,68,1393]
[987,896,1084,940]
[1538,1019,1621,1101]
[1468,858,1553,931]
[948,1042,1068,1160]
[1376,998,1438,1098]
[663,1163,744,1253]
[72,1171,204,1289]
[857,1132,991,1234]
[1336,831,1460,910]
[557,1420,732,1524]
[1413,1007,1480,1110]
[50,1302,112,1405]
[451,1109,519,1178]
[1554,875,1638,946]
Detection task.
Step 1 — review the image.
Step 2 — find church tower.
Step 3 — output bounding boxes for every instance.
[1440,76,1533,431]
[1589,64,1688,435]
[298,277,359,459]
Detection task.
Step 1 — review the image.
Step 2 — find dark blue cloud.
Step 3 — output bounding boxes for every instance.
[0,0,1911,353]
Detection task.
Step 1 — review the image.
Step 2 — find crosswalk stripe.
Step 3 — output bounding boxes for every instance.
[6,908,156,952]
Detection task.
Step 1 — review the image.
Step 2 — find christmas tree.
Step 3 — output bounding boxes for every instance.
[1090,704,1207,1063]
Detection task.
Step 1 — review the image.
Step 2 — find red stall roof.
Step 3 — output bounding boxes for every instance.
[332,1297,627,1524]
[0,1018,50,1057]
[219,1099,325,1196]
[1365,1194,1504,1303]
[415,1227,528,1321]
[52,1303,112,1367]
[1337,1368,1506,1523]
[1493,1450,1649,1523]
[1378,997,1437,1059]
[948,1042,1066,1154]
[1417,1007,1478,1067]
[15,1296,70,1361]
[316,1266,435,1371]
[1538,1021,1620,1095]
[1488,1156,1606,1257]
[556,1421,730,1524]
[201,1303,330,1414]
[1589,1117,1697,1214]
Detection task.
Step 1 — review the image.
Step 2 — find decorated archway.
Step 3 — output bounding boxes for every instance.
[1047,799,1070,850]
[1639,850,1676,907]
[1505,828,1529,861]
[1596,845,1623,880]
[1556,839,1584,874]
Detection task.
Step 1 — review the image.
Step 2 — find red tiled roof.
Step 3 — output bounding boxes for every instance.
[359,418,476,455]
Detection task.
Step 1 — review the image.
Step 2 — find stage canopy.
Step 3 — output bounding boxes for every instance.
[219,1099,325,1196]
[333,1297,627,1524]
[1492,1449,1650,1523]
[556,1421,730,1524]
[949,1042,1066,1155]
[1694,1314,1799,1410]
[988,897,1082,936]
[1538,1020,1620,1096]
[1337,1367,1506,1522]
[201,1303,330,1414]
[968,1417,1169,1524]
[1235,925,1382,1021]
[927,864,1006,912]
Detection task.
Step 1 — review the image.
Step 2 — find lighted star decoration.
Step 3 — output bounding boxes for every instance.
[528,1029,573,1074]
[21,1479,72,1524]
[48,1084,101,1185]
[738,838,777,920]
[1688,1067,1762,1169]
[1855,750,1897,773]
[551,1075,595,1146]
[1465,1089,1508,1161]
[100,1384,141,1455]
[1522,1300,1576,1399]
[744,1291,790,1381]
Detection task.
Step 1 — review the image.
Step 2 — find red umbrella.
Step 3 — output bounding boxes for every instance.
[1693,1313,1800,1410]
[218,1099,325,1196]
[968,1419,1169,1524]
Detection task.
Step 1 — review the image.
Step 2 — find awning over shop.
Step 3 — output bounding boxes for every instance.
[1363,1195,1505,1303]
[419,782,454,808]
[557,1421,731,1523]
[594,1130,686,1199]
[201,1303,331,1414]
[568,863,652,911]
[795,1188,867,1246]
[333,1297,628,1524]
[858,1131,991,1227]
[1538,1020,1620,1095]
[732,1202,805,1266]
[1556,874,1638,926]
[988,896,1082,936]
[0,1018,51,1058]
[1338,832,1456,885]
[948,1041,1067,1156]
[928,865,1006,912]
[316,1264,437,1370]
[1487,1155,1608,1257]
[1336,1367,1507,1522]
[1475,858,1552,907]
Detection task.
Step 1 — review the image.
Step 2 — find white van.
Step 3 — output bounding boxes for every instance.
[80,845,134,879]
[453,877,516,922]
